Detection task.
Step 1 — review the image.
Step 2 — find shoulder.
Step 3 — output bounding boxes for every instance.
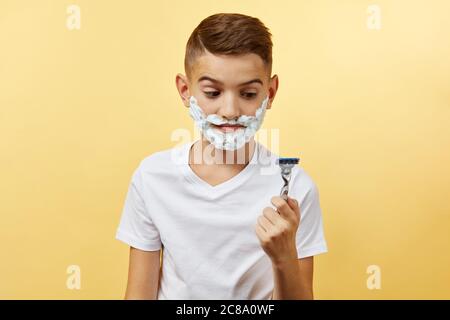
[290,166,320,201]
[139,142,188,171]
[131,142,190,184]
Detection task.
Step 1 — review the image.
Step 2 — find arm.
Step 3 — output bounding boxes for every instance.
[271,256,314,300]
[124,247,161,300]
[256,196,315,300]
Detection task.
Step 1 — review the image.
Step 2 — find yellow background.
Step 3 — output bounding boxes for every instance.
[1,0,449,299]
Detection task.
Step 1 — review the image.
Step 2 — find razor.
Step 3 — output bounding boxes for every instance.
[276,157,300,200]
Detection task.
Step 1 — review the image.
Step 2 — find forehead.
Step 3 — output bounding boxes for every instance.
[191,50,268,85]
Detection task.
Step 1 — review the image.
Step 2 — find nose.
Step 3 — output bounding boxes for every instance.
[217,95,240,121]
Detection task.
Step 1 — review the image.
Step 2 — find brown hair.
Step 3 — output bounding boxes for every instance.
[184,13,273,79]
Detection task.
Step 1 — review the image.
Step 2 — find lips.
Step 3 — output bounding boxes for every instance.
[213,124,245,132]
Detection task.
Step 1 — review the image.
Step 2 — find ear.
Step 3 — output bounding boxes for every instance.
[175,73,191,107]
[266,74,279,110]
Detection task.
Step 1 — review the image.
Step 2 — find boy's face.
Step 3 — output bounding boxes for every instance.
[176,50,279,126]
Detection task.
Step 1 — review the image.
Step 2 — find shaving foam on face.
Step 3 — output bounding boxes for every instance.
[188,95,269,151]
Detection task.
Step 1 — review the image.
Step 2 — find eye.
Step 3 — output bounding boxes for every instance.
[204,91,220,98]
[241,92,257,99]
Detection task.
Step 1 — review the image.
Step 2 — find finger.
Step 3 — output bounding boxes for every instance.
[257,215,274,232]
[263,206,287,226]
[255,224,267,240]
[287,196,300,219]
[271,196,296,222]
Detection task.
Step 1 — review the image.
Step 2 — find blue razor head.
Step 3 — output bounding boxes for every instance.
[276,157,300,165]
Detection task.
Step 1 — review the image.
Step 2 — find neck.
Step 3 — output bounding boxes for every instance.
[190,137,256,167]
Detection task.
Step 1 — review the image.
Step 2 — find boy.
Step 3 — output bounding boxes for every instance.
[116,13,327,300]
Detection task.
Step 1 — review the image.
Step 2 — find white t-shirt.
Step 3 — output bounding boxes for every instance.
[115,139,328,299]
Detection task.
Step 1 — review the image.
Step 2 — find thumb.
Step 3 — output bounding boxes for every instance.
[287,196,299,209]
[288,197,300,221]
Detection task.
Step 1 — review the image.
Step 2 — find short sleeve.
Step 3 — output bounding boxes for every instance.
[291,171,328,258]
[115,165,162,251]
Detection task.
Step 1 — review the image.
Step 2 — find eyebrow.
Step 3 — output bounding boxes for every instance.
[198,76,263,86]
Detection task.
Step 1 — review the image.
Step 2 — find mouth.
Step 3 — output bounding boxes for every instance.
[212,124,246,133]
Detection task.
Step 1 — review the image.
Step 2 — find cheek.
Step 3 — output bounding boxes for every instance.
[196,97,218,115]
[233,98,262,111]
[240,102,262,117]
